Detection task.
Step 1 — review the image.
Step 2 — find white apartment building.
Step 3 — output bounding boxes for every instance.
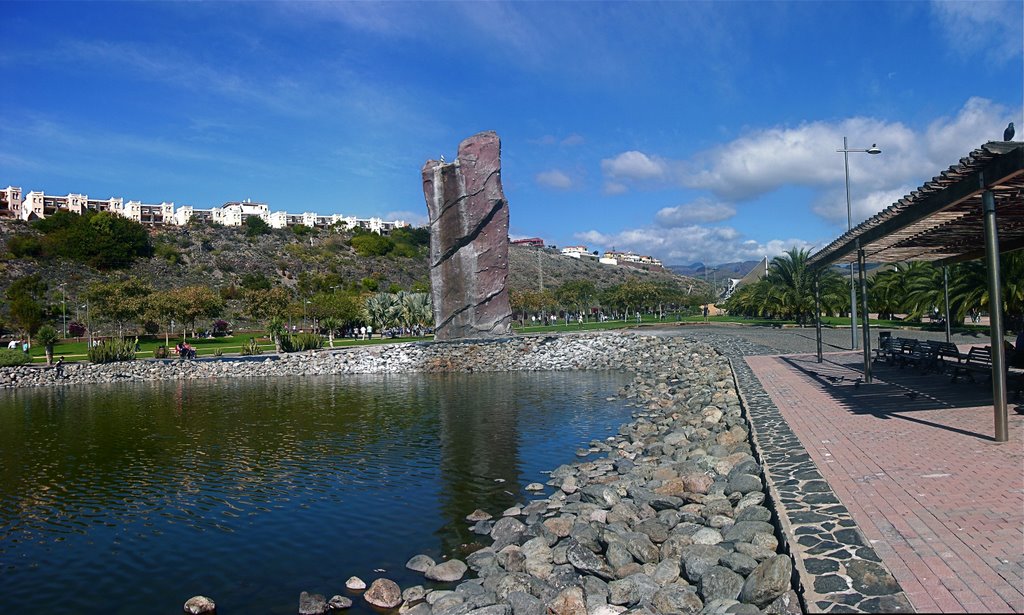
[604,250,663,268]
[561,245,597,259]
[2,185,412,234]
[1,186,22,218]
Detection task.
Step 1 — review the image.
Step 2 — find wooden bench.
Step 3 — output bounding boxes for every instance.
[950,346,991,384]
[873,335,896,363]
[924,340,963,374]
[893,338,928,368]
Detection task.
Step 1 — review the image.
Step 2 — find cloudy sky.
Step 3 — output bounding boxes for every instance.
[2,1,1021,265]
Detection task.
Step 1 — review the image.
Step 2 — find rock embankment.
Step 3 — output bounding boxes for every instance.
[358,336,801,615]
[2,334,656,389]
[1,332,803,613]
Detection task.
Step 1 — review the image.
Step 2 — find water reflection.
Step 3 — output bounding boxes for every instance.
[0,371,629,614]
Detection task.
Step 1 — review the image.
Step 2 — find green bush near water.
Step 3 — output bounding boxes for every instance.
[87,338,138,364]
[0,349,31,367]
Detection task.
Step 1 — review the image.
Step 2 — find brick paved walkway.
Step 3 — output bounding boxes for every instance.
[747,352,1024,613]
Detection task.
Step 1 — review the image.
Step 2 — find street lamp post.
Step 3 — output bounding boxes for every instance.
[81,302,91,347]
[303,300,310,331]
[838,137,881,350]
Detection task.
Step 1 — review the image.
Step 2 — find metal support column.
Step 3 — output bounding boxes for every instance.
[982,186,1008,442]
[943,266,952,343]
[858,245,872,383]
[814,277,823,363]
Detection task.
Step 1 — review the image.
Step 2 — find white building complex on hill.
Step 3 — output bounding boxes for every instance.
[558,244,664,270]
[0,186,409,234]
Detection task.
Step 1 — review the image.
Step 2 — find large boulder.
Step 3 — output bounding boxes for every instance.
[365,578,403,609]
[421,131,512,341]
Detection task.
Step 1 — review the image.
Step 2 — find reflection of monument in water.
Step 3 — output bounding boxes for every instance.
[435,372,523,554]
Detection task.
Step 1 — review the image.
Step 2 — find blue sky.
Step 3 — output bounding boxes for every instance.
[2,1,1021,266]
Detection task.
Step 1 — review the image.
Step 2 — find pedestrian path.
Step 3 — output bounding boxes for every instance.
[746,352,1024,613]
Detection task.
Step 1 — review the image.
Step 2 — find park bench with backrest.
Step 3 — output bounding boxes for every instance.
[924,340,963,374]
[894,338,929,368]
[950,346,991,384]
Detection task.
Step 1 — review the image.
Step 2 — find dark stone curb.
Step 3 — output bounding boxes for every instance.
[725,351,916,613]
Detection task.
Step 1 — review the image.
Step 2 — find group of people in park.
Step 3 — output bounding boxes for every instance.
[6,339,31,354]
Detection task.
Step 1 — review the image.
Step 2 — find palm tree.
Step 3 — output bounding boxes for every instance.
[363,292,401,336]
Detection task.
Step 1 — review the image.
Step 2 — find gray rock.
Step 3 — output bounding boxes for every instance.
[467,509,493,522]
[465,606,510,615]
[183,596,216,615]
[697,566,743,603]
[581,485,621,508]
[650,586,703,614]
[605,541,635,569]
[622,532,660,564]
[722,521,774,543]
[651,559,681,586]
[408,554,437,572]
[691,527,724,545]
[491,517,527,551]
[719,552,758,577]
[467,548,497,571]
[699,598,740,615]
[345,576,366,590]
[565,540,614,580]
[734,506,770,523]
[403,587,427,603]
[507,591,544,615]
[680,545,728,582]
[738,555,792,607]
[328,595,353,610]
[846,559,901,596]
[365,578,403,609]
[298,591,329,615]
[547,586,586,615]
[426,559,469,582]
[402,603,433,615]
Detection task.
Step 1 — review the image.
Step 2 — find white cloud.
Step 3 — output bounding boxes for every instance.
[931,0,1023,64]
[561,133,585,146]
[600,151,667,182]
[575,226,815,266]
[656,198,736,226]
[600,98,1014,225]
[536,169,574,190]
[603,181,628,195]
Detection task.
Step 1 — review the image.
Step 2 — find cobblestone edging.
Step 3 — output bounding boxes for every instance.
[724,351,915,613]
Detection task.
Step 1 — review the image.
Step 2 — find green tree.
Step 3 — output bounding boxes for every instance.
[9,295,44,339]
[243,287,292,322]
[245,216,272,237]
[173,286,225,337]
[351,233,394,257]
[87,278,153,339]
[145,289,180,346]
[35,325,60,365]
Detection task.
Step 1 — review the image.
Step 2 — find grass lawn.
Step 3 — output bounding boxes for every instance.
[23,315,995,364]
[27,332,432,363]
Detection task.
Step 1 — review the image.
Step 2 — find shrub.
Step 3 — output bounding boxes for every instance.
[154,346,169,359]
[68,322,86,338]
[350,233,394,257]
[212,320,231,336]
[8,235,43,258]
[154,242,182,264]
[0,349,31,367]
[245,216,271,237]
[87,338,137,364]
[240,338,263,356]
[288,332,323,352]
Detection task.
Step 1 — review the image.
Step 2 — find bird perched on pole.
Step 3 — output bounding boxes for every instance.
[1005,122,1015,141]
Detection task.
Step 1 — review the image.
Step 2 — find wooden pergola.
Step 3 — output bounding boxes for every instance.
[807,141,1024,442]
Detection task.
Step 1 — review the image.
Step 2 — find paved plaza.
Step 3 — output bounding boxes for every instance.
[672,324,1023,613]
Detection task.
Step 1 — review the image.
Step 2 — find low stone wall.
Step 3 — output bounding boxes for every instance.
[2,332,804,614]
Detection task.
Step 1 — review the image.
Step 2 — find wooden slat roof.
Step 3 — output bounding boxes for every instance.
[808,142,1024,268]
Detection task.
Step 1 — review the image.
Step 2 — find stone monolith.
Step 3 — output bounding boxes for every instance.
[422,131,512,340]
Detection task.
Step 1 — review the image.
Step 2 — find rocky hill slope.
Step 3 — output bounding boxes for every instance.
[0,219,705,318]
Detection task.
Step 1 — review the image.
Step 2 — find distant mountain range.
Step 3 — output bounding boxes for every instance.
[667,260,762,279]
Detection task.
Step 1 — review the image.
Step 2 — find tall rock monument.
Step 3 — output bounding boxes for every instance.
[422,131,512,341]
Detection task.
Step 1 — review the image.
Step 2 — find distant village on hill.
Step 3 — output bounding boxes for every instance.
[0,185,409,235]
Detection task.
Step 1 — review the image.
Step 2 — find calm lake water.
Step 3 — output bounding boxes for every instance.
[0,371,632,614]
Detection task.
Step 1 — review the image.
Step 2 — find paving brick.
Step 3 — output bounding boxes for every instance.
[747,352,1024,613]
